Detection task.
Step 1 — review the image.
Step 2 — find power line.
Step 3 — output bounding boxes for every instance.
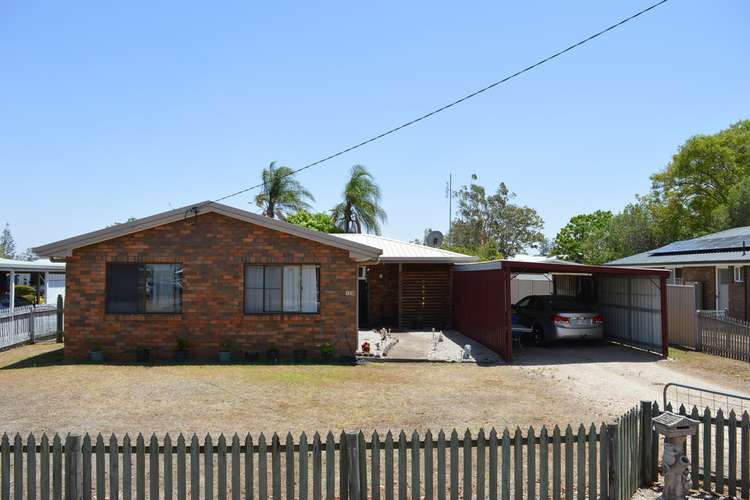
[214,0,670,204]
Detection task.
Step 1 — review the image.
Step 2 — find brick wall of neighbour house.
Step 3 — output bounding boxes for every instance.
[64,212,359,362]
[680,266,716,311]
[728,265,749,321]
[363,263,399,329]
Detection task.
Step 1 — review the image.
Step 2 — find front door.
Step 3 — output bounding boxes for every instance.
[358,279,369,328]
[717,268,730,312]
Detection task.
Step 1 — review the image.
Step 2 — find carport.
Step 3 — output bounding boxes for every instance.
[452,260,671,362]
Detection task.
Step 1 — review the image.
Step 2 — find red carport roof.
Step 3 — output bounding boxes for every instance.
[454,259,671,277]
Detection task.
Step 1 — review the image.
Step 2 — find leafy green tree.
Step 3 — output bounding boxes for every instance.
[552,210,613,263]
[448,177,544,258]
[286,210,340,233]
[254,162,314,219]
[0,223,16,259]
[331,165,387,234]
[651,119,750,237]
[712,176,750,229]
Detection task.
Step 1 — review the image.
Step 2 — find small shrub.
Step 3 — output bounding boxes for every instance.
[265,346,280,363]
[320,342,336,361]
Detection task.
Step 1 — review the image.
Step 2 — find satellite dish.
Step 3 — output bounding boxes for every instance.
[426,230,444,248]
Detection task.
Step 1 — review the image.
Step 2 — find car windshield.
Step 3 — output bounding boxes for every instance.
[544,297,589,311]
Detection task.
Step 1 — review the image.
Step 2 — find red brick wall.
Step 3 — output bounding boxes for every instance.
[680,266,715,310]
[64,212,359,361]
[729,265,748,320]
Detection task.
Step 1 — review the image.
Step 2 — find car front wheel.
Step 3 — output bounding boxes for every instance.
[532,324,547,346]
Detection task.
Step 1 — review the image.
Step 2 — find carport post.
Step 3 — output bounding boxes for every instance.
[660,275,669,357]
[502,267,513,362]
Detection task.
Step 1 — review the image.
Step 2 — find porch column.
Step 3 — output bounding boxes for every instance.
[9,269,15,314]
[397,263,403,329]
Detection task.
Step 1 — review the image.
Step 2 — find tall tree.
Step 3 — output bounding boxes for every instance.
[0,223,16,259]
[552,210,613,263]
[650,119,750,237]
[331,165,387,234]
[448,177,544,259]
[254,162,314,219]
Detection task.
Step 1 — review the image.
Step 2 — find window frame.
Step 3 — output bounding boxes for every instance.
[105,262,184,315]
[734,266,744,283]
[244,263,321,315]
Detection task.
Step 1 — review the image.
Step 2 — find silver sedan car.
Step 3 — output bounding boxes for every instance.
[512,295,604,346]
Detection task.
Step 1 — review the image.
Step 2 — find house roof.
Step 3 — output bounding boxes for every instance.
[331,233,478,263]
[0,258,65,273]
[32,202,382,262]
[455,259,669,277]
[607,225,750,267]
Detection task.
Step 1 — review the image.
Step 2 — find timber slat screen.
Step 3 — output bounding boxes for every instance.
[0,408,647,500]
[400,265,451,329]
[698,311,750,362]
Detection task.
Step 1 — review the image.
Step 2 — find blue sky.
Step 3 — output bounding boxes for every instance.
[1,1,748,254]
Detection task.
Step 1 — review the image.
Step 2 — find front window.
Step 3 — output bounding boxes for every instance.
[245,265,320,314]
[106,263,183,314]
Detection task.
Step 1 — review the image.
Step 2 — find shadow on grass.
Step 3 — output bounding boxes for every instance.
[1,345,358,370]
[1,345,66,369]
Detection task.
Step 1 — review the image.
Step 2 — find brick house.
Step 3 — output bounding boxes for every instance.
[608,226,750,320]
[33,202,474,361]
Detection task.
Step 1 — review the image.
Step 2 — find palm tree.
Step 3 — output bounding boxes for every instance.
[331,165,387,234]
[254,162,314,219]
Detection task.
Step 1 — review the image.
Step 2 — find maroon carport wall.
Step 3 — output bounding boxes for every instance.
[453,260,671,362]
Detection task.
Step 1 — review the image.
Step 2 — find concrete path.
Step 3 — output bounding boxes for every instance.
[384,330,500,363]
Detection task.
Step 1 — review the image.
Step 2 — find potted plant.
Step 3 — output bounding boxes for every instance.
[135,345,150,363]
[175,337,189,362]
[218,339,232,363]
[265,345,280,363]
[89,343,104,363]
[320,342,336,363]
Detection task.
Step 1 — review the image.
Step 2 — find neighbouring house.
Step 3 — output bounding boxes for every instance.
[1,257,66,310]
[607,226,750,320]
[32,202,476,362]
[332,234,477,330]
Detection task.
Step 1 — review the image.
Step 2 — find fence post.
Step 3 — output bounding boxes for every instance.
[607,423,618,500]
[65,434,82,500]
[694,310,702,351]
[345,432,361,500]
[29,306,35,344]
[56,295,64,343]
[639,401,653,486]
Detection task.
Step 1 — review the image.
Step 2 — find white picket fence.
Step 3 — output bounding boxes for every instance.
[0,305,60,349]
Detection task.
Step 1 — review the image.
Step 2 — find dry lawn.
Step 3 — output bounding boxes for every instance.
[0,341,747,436]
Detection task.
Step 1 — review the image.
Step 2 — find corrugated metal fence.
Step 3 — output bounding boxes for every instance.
[666,284,698,349]
[0,305,60,349]
[597,276,662,351]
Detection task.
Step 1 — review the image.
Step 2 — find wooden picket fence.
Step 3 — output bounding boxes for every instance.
[0,407,647,500]
[655,402,750,498]
[698,311,750,362]
[0,304,61,350]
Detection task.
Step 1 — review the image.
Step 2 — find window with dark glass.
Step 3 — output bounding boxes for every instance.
[106,263,183,313]
[245,265,320,313]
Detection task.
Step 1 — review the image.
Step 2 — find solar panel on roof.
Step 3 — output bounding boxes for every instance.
[652,230,750,255]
